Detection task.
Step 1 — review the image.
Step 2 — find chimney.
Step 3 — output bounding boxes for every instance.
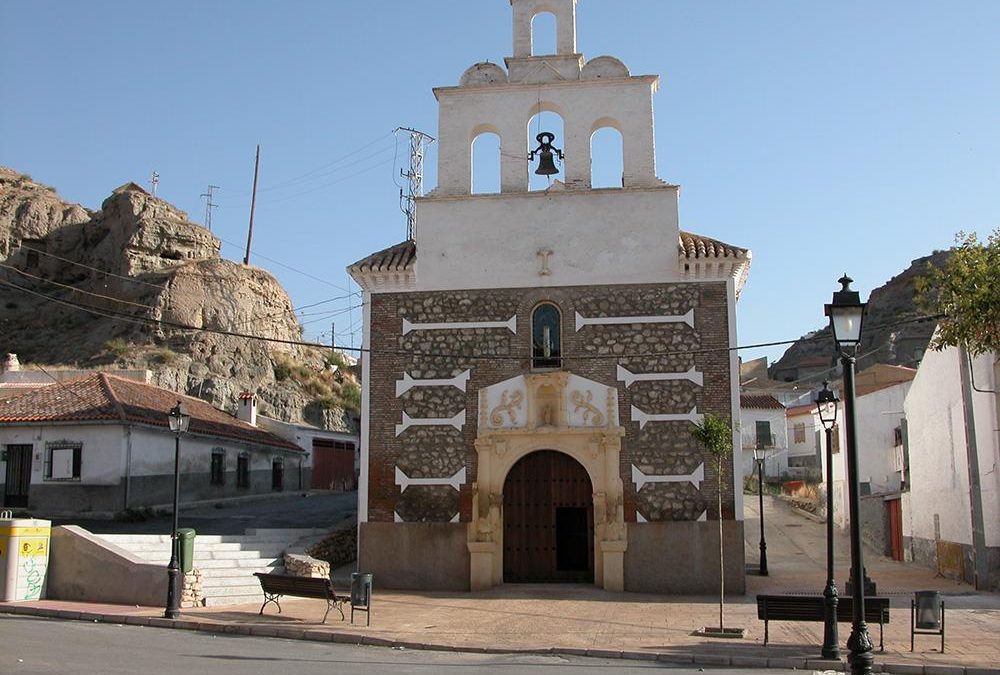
[237,391,258,426]
[2,353,20,373]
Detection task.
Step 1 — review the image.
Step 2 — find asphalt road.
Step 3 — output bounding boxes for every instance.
[52,491,358,535]
[0,616,806,675]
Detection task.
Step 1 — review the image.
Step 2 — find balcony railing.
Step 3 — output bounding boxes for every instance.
[741,433,777,449]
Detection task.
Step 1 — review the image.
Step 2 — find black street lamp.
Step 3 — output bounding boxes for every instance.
[752,444,768,576]
[816,381,840,660]
[825,275,874,675]
[165,400,190,620]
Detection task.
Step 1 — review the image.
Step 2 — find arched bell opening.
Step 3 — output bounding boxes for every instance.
[502,450,594,583]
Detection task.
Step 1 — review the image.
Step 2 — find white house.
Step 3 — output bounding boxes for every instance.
[739,393,787,480]
[0,373,306,514]
[901,342,999,590]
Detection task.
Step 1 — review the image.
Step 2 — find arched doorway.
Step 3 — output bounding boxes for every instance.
[503,450,594,582]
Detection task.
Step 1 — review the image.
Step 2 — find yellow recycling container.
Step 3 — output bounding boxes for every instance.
[0,515,52,602]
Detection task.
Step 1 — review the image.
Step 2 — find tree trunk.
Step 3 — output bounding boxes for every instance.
[718,460,725,631]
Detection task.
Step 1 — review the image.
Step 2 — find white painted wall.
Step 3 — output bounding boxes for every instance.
[854,381,910,495]
[902,346,1000,549]
[739,406,788,480]
[415,187,679,292]
[0,424,125,487]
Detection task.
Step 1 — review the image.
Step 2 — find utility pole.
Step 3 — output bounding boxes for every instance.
[395,127,435,240]
[244,145,260,266]
[200,185,220,231]
[331,321,336,350]
[150,171,160,197]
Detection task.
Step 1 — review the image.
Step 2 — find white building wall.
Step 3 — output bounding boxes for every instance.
[739,407,788,480]
[415,187,679,292]
[0,424,125,487]
[854,382,910,496]
[902,346,1000,550]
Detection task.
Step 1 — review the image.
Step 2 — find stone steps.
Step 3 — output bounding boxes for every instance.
[94,529,322,607]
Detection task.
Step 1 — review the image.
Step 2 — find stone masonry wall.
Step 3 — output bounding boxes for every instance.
[367,281,734,524]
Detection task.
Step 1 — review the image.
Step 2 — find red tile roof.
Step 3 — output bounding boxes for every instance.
[740,394,785,410]
[678,231,748,260]
[785,403,817,417]
[349,240,416,274]
[0,373,301,452]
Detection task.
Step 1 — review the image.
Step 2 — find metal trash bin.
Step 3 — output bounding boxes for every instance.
[177,528,196,574]
[911,590,945,652]
[350,572,373,626]
[0,514,51,602]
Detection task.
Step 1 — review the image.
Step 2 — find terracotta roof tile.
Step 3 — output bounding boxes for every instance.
[678,231,748,260]
[785,403,817,417]
[740,394,785,410]
[0,373,301,452]
[349,240,415,274]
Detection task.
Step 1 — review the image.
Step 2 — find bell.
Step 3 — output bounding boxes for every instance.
[529,131,564,177]
[534,149,559,176]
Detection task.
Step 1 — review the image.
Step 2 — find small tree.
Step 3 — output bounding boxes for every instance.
[691,413,734,633]
[916,229,1000,356]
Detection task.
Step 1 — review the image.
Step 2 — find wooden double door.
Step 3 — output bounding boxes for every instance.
[503,450,594,583]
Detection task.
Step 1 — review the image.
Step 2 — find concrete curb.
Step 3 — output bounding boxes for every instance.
[2,605,997,675]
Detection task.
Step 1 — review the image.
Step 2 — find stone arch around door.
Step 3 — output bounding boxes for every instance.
[469,371,627,591]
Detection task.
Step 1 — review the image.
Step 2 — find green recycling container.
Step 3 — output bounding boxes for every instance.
[177,528,196,573]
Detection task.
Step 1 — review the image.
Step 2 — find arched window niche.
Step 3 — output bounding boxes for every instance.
[531,12,557,55]
[471,130,501,195]
[531,302,562,369]
[591,124,624,189]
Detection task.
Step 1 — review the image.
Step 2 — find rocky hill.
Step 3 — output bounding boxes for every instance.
[768,251,950,382]
[0,167,357,429]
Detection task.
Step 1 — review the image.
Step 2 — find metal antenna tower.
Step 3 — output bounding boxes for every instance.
[150,171,160,197]
[200,185,220,231]
[395,127,435,240]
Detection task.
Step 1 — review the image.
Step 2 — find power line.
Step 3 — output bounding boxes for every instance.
[1,276,943,363]
[200,185,220,231]
[16,245,168,290]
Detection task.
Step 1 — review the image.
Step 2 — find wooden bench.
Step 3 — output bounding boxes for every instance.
[756,595,891,651]
[254,572,345,624]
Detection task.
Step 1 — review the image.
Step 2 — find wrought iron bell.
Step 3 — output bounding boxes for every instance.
[529,132,564,176]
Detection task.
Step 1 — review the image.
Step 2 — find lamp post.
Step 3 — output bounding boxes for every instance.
[816,381,840,660]
[825,275,874,675]
[752,444,768,576]
[165,400,190,620]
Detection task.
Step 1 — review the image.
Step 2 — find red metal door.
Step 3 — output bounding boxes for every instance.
[887,498,903,561]
[503,450,593,583]
[311,440,355,490]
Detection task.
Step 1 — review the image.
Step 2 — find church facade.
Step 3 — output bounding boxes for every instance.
[349,0,751,593]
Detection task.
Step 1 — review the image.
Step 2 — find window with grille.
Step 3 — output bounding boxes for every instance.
[44,442,82,481]
[531,302,562,369]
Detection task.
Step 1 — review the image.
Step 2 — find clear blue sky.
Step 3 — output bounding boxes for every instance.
[3,1,997,364]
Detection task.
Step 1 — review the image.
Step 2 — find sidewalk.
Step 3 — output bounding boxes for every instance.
[3,497,998,674]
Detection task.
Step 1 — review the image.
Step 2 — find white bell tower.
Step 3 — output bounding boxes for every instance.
[415,0,680,292]
[510,0,578,58]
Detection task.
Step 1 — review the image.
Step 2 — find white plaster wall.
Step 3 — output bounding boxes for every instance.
[786,413,818,462]
[738,407,788,479]
[413,187,678,292]
[434,78,659,195]
[902,347,999,548]
[854,382,910,495]
[0,424,125,487]
[902,347,973,546]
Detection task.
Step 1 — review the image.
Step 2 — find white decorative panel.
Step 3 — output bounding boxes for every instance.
[575,309,694,331]
[631,463,705,491]
[564,374,618,428]
[480,376,528,430]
